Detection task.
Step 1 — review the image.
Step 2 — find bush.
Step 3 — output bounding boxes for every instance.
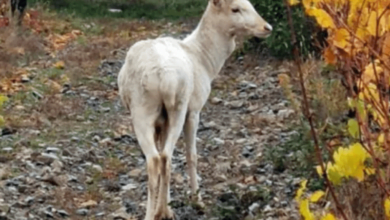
[285,0,390,219]
[29,0,207,20]
[244,0,326,59]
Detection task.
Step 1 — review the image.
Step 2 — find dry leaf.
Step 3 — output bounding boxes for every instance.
[54,61,65,69]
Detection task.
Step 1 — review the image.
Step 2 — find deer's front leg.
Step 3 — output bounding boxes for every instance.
[184,111,203,206]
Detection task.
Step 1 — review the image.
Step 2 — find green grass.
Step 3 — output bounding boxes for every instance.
[29,0,207,20]
[263,123,331,191]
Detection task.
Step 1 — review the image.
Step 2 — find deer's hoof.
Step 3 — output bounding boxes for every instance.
[154,208,176,220]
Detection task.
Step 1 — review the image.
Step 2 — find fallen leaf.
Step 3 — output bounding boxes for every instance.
[310,190,325,202]
[54,61,65,69]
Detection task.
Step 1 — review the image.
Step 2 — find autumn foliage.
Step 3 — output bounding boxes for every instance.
[286,0,390,219]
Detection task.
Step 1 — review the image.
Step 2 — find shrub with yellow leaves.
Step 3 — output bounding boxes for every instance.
[286,0,390,219]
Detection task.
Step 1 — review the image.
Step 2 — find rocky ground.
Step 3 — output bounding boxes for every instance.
[0,20,304,220]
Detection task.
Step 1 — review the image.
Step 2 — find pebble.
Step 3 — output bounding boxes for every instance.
[122,183,137,191]
[248,202,260,214]
[57,210,70,218]
[92,164,103,173]
[212,137,225,145]
[0,204,10,213]
[24,196,34,205]
[1,148,13,153]
[211,97,222,104]
[277,109,295,119]
[227,100,244,109]
[111,207,132,220]
[80,200,98,208]
[45,147,61,154]
[128,168,142,178]
[43,210,54,218]
[41,153,60,161]
[76,208,89,216]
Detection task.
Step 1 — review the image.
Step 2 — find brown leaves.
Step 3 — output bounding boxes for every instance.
[0,68,30,94]
[45,30,83,56]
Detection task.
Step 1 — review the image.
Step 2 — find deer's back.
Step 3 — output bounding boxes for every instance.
[118,37,195,110]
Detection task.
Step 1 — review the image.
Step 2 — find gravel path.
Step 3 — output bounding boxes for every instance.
[0,33,302,220]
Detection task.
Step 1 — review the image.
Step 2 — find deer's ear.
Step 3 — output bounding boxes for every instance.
[211,0,222,7]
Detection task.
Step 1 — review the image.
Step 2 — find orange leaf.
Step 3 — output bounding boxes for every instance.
[324,47,337,64]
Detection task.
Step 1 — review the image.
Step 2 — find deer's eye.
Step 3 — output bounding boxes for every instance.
[232,8,240,13]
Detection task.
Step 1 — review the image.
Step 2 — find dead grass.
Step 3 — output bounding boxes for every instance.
[35,95,84,120]
[0,26,46,79]
[331,178,387,220]
[278,58,348,124]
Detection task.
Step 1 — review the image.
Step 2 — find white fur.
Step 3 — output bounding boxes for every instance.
[117,0,272,219]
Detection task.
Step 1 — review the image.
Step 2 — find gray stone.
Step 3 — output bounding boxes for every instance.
[76,208,89,216]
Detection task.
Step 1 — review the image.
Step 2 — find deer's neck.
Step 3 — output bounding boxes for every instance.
[183,4,236,81]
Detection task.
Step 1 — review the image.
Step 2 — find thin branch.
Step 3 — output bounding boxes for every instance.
[284,1,349,219]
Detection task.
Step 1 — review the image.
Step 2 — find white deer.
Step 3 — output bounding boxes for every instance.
[117,0,272,219]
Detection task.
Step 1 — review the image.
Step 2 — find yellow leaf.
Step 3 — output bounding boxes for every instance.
[54,61,65,69]
[278,73,291,85]
[316,165,323,177]
[310,190,325,202]
[302,0,312,9]
[288,0,300,6]
[60,75,70,84]
[365,168,376,175]
[299,199,315,220]
[356,26,370,42]
[333,28,350,49]
[295,179,308,201]
[307,8,335,29]
[367,11,379,36]
[46,80,62,93]
[378,133,385,145]
[327,163,342,185]
[363,60,384,84]
[321,213,336,220]
[347,119,360,139]
[330,142,371,184]
[0,95,8,107]
[385,198,390,217]
[0,115,4,127]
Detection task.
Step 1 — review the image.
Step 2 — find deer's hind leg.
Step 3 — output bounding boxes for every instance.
[184,111,203,206]
[131,104,161,220]
[155,100,189,220]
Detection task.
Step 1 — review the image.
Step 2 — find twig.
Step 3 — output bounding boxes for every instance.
[283,1,349,219]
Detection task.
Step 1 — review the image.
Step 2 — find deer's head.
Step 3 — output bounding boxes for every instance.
[209,0,272,38]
